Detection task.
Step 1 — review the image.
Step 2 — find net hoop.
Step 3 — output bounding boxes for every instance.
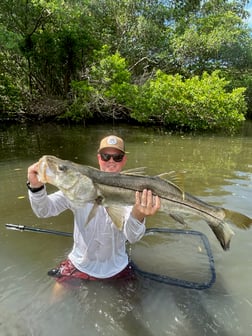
[130,228,216,290]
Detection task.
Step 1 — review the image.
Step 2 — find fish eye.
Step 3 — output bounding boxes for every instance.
[58,164,67,172]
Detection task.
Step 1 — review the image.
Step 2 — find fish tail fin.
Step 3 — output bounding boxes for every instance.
[208,221,234,251]
[224,209,252,230]
[209,209,252,250]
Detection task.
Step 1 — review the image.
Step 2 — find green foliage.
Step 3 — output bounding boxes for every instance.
[0,0,99,97]
[63,46,135,121]
[91,46,131,90]
[91,46,136,104]
[0,74,23,115]
[0,0,251,130]
[171,9,251,75]
[63,47,247,132]
[130,70,247,132]
[223,70,252,119]
[88,0,171,74]
[60,81,94,122]
[51,47,248,132]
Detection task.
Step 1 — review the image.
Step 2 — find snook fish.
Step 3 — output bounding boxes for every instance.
[37,155,252,251]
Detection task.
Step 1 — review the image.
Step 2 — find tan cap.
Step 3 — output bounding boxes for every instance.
[98,135,125,153]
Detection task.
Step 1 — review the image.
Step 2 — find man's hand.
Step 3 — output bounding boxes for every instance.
[131,189,161,222]
[27,162,43,188]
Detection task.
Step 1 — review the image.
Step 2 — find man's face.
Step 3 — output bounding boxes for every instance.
[97,148,127,172]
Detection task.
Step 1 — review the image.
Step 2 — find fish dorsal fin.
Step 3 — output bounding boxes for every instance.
[121,167,146,175]
[156,171,186,199]
[156,170,185,184]
[105,206,126,230]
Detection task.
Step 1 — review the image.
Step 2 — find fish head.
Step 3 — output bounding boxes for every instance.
[38,155,98,205]
[38,155,77,187]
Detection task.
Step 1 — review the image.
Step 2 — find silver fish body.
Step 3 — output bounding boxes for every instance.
[38,155,252,251]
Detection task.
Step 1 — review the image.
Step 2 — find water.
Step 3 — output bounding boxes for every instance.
[0,122,252,335]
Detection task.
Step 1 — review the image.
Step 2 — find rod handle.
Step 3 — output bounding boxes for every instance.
[5,224,25,231]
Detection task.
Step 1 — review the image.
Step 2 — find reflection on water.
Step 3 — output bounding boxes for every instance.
[0,122,252,335]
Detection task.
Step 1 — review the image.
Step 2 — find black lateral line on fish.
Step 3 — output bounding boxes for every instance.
[94,182,224,223]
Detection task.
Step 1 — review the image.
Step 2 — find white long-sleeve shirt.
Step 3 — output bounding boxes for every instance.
[28,188,146,278]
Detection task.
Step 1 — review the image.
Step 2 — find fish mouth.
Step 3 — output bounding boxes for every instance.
[38,157,56,183]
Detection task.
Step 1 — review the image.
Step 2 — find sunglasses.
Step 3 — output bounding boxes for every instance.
[100,153,124,162]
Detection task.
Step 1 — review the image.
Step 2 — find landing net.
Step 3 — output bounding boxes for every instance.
[129,228,216,290]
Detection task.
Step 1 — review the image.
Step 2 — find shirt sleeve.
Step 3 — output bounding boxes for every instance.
[28,187,70,218]
[123,211,146,244]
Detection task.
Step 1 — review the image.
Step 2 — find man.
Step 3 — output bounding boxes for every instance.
[27,135,160,284]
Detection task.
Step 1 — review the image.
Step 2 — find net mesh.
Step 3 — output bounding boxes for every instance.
[129,228,216,290]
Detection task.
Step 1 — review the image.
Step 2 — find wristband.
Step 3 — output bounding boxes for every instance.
[26,181,44,193]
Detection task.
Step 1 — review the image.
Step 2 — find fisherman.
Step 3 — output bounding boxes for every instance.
[27,135,161,286]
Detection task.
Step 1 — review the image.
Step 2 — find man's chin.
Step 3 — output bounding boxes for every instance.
[105,166,120,173]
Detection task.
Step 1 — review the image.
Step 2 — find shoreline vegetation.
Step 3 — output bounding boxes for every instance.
[1,1,252,133]
[1,69,248,134]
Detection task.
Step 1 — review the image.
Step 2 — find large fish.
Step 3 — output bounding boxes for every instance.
[37,155,252,251]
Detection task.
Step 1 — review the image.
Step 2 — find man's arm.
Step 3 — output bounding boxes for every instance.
[27,162,70,218]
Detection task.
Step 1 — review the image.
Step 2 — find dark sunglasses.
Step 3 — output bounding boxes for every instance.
[100,153,124,162]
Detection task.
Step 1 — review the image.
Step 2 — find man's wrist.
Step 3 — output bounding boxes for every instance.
[26,181,44,193]
[131,209,145,223]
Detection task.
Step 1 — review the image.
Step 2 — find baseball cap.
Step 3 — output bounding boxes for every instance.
[98,135,125,153]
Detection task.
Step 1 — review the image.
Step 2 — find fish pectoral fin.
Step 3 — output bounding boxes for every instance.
[224,208,252,230]
[106,206,125,231]
[169,213,187,226]
[84,203,99,227]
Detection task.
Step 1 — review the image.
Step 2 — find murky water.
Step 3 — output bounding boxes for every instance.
[0,122,252,336]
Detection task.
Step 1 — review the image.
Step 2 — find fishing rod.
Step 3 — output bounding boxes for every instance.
[5,224,72,237]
